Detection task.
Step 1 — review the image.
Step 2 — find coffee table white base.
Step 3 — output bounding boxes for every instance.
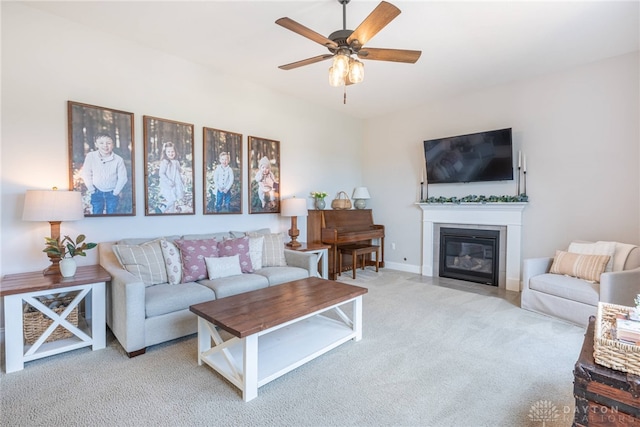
[196,296,362,401]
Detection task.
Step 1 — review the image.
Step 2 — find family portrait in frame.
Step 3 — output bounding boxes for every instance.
[248,136,280,214]
[67,101,135,216]
[143,116,195,215]
[203,127,243,214]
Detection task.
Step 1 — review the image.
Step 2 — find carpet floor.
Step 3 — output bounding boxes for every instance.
[0,269,586,426]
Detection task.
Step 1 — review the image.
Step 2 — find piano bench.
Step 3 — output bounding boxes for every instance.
[338,244,380,280]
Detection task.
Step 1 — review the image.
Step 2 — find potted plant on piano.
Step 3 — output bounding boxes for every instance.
[310,191,328,210]
[43,234,97,277]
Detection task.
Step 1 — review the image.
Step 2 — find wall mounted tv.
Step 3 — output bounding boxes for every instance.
[423,128,513,184]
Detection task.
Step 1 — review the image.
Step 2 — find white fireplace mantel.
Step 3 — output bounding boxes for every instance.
[416,203,527,292]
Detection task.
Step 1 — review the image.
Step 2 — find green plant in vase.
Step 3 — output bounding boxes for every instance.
[43,234,97,277]
[310,191,328,210]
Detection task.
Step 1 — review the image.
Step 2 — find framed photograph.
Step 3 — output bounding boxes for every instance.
[143,116,195,215]
[248,136,280,214]
[203,127,243,214]
[68,101,135,216]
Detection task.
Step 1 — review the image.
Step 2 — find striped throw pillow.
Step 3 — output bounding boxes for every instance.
[113,239,168,286]
[550,250,611,283]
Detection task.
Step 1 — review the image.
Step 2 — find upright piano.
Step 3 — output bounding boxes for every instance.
[307,209,385,280]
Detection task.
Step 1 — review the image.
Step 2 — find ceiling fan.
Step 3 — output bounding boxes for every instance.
[276,0,421,88]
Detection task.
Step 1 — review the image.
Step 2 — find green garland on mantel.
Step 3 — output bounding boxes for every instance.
[421,194,529,204]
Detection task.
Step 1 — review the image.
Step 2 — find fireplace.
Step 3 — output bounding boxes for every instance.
[439,227,499,286]
[417,202,526,292]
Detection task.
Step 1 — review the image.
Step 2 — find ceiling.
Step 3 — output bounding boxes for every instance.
[24,1,640,120]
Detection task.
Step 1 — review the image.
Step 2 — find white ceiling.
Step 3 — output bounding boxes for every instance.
[24,0,640,119]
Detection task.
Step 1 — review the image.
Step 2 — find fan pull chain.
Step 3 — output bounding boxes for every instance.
[343,85,347,104]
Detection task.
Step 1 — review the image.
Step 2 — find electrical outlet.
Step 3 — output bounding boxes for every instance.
[391,243,396,250]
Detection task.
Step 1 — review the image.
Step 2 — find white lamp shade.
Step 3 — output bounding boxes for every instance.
[281,197,308,217]
[23,190,84,222]
[352,187,371,199]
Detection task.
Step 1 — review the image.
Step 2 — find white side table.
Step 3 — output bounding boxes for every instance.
[1,265,111,373]
[285,242,331,279]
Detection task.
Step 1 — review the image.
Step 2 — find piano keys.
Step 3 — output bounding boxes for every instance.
[307,209,385,280]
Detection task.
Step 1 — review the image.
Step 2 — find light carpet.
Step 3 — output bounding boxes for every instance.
[0,269,586,426]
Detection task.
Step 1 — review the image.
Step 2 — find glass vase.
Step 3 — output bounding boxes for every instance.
[314,198,326,210]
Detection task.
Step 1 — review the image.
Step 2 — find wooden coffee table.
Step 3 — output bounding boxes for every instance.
[189,277,367,401]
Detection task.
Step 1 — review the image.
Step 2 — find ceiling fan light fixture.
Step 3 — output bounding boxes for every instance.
[348,58,364,84]
[332,51,350,77]
[329,65,345,87]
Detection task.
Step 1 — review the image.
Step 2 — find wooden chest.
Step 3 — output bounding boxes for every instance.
[573,317,640,426]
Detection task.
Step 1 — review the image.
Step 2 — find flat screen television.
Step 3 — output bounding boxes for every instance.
[423,128,513,184]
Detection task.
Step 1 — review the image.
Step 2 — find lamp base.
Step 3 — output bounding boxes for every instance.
[43,263,60,276]
[286,240,302,248]
[354,199,367,209]
[43,254,61,276]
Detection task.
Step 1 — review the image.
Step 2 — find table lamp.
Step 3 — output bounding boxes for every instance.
[23,188,84,275]
[352,187,371,209]
[281,197,308,248]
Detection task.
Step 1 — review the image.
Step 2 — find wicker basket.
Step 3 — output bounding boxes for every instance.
[593,302,640,375]
[331,191,352,210]
[23,295,79,345]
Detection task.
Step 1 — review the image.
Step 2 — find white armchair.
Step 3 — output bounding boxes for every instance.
[522,241,640,327]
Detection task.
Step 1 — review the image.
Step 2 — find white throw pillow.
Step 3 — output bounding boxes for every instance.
[568,241,616,273]
[205,255,242,279]
[248,235,264,270]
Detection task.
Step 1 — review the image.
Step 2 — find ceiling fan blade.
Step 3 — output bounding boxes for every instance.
[347,1,401,48]
[357,47,422,63]
[278,54,335,70]
[276,17,338,49]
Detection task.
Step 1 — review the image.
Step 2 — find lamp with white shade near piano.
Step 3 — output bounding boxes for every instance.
[352,187,370,209]
[23,188,84,275]
[281,197,308,248]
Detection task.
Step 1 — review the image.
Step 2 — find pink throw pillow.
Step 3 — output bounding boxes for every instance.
[217,236,254,273]
[174,238,219,282]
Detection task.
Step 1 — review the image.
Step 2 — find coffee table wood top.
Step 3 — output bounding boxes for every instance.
[190,277,367,338]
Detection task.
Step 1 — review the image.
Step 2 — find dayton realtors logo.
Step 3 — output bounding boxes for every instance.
[528,400,561,426]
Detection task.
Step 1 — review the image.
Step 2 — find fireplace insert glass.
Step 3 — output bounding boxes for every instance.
[439,227,499,286]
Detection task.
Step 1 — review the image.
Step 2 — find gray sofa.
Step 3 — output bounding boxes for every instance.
[99,231,318,356]
[522,241,640,327]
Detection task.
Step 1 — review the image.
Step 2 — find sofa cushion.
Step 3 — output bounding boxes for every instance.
[145,282,216,318]
[198,274,269,299]
[568,241,616,272]
[550,250,610,283]
[174,238,219,283]
[160,239,182,285]
[205,255,242,279]
[529,273,600,306]
[230,228,271,238]
[182,232,230,241]
[254,266,309,286]
[112,239,168,287]
[217,236,253,273]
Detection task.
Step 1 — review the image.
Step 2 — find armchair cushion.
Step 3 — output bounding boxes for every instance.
[549,250,610,283]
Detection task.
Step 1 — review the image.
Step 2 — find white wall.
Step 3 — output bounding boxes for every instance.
[2,2,639,280]
[0,2,364,276]
[365,52,640,272]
